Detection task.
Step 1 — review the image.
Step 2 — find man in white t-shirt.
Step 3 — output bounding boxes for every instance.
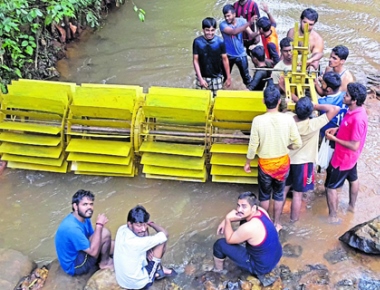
[283,98,339,222]
[114,205,177,289]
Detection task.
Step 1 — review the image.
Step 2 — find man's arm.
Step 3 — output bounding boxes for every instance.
[223,210,249,244]
[84,213,108,257]
[307,34,324,68]
[147,221,169,238]
[267,43,280,65]
[261,3,276,26]
[288,119,302,150]
[314,103,340,121]
[193,54,208,88]
[244,119,259,172]
[222,53,231,88]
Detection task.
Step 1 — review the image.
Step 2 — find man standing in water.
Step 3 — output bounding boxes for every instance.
[114,205,176,289]
[220,4,258,90]
[244,85,302,230]
[287,8,324,71]
[193,17,231,97]
[55,189,113,275]
[213,191,282,276]
[324,82,368,223]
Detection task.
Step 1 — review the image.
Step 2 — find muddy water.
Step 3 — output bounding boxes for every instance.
[1,0,380,287]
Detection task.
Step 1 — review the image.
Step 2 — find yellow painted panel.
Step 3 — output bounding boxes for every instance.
[148,86,212,99]
[212,175,258,184]
[212,121,252,130]
[69,106,132,120]
[0,122,61,134]
[2,95,66,114]
[143,164,206,179]
[67,152,131,165]
[67,117,131,128]
[2,153,65,166]
[140,141,204,157]
[1,109,62,121]
[7,85,69,103]
[66,139,131,156]
[213,110,263,122]
[145,173,206,183]
[143,107,207,122]
[211,153,258,166]
[0,143,63,158]
[214,97,265,111]
[216,90,263,98]
[211,165,258,176]
[13,79,76,99]
[145,94,209,111]
[141,152,205,170]
[211,144,248,154]
[71,161,133,175]
[66,132,130,139]
[74,171,135,177]
[7,161,68,173]
[81,83,143,94]
[0,132,61,146]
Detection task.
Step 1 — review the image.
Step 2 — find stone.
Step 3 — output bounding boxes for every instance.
[358,278,380,290]
[298,264,330,289]
[84,268,122,290]
[43,259,95,290]
[323,247,349,264]
[339,215,380,254]
[256,267,281,287]
[282,243,303,258]
[0,248,36,289]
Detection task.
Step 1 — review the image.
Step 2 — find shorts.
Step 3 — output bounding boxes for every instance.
[258,166,287,201]
[195,76,223,97]
[325,163,358,189]
[141,258,160,289]
[285,163,315,192]
[74,251,98,276]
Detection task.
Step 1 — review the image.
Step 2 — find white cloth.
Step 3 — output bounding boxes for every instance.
[114,225,167,289]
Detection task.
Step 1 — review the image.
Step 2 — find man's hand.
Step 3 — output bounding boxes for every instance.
[224,77,231,88]
[217,220,226,235]
[325,127,338,141]
[225,209,242,222]
[260,3,269,14]
[96,213,108,226]
[244,163,251,173]
[199,78,208,88]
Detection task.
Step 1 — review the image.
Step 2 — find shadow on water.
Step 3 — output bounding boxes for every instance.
[1,0,380,288]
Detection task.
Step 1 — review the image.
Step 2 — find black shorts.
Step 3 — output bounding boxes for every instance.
[324,163,358,189]
[258,166,287,201]
[141,259,160,289]
[74,251,98,276]
[285,163,314,192]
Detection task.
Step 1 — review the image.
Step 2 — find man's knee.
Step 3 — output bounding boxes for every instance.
[101,227,112,242]
[213,238,227,259]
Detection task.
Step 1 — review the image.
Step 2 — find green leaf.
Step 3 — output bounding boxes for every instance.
[25,46,33,55]
[139,9,146,15]
[133,5,138,12]
[1,65,11,72]
[21,40,28,47]
[14,68,22,78]
[138,12,145,22]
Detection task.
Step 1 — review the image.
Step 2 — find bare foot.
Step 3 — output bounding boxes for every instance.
[290,219,299,223]
[0,161,7,175]
[99,258,114,270]
[275,224,283,232]
[328,216,342,224]
[347,205,355,213]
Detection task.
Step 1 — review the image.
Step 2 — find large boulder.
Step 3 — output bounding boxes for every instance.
[339,216,380,254]
[43,259,95,290]
[84,268,122,290]
[0,248,36,289]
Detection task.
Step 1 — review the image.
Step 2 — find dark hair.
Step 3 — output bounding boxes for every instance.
[300,8,318,23]
[222,4,235,15]
[257,17,271,32]
[332,45,349,60]
[202,17,217,29]
[72,189,94,211]
[238,191,259,207]
[280,37,293,50]
[250,45,265,62]
[347,82,367,106]
[295,97,314,120]
[263,85,281,109]
[127,205,150,223]
[323,71,341,92]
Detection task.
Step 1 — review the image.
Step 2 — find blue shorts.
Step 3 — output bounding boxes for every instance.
[141,259,160,289]
[325,163,358,189]
[285,163,314,192]
[258,166,287,201]
[74,251,98,276]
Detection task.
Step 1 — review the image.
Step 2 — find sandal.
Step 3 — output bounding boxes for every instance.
[155,264,178,280]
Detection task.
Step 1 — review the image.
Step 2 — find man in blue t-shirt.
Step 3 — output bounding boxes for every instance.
[193,17,231,97]
[55,189,113,275]
[220,4,259,89]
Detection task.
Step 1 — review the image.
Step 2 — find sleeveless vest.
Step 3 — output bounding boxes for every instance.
[261,26,279,59]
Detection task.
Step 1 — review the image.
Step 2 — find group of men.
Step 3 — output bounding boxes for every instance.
[55,189,282,288]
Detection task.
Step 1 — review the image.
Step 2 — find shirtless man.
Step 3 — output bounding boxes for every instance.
[316,45,354,95]
[287,8,323,71]
[213,191,282,276]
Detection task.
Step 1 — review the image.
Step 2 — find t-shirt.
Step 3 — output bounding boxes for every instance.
[233,0,260,41]
[55,213,94,275]
[248,65,272,91]
[114,225,168,289]
[220,18,247,58]
[318,91,347,136]
[287,113,329,164]
[331,106,368,171]
[192,35,226,78]
[272,61,292,85]
[247,112,302,159]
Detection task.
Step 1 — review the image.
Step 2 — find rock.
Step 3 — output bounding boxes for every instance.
[85,268,122,290]
[323,247,349,264]
[298,264,330,289]
[339,215,380,254]
[256,267,281,287]
[358,278,380,290]
[0,248,36,289]
[43,259,96,290]
[282,243,303,258]
[336,278,357,290]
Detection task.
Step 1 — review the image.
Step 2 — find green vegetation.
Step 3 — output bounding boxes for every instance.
[0,0,144,93]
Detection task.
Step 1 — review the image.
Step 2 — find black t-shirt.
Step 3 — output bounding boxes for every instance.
[193,35,226,78]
